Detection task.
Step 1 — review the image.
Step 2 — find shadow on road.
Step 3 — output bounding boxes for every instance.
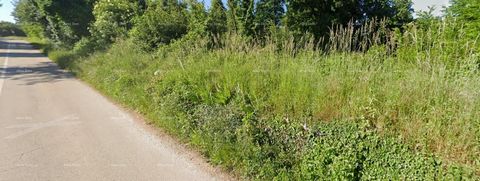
[0,52,45,58]
[0,40,36,50]
[0,62,74,85]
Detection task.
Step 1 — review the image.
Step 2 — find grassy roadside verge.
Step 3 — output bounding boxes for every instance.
[32,26,479,179]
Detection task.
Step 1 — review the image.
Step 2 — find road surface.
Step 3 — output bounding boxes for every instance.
[0,39,222,180]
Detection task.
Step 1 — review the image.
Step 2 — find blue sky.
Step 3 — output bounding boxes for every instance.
[0,0,15,22]
[0,0,450,23]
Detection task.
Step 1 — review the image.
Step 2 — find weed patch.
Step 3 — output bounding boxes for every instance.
[44,23,480,179]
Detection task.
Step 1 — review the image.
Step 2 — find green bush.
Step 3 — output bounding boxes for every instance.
[20,23,44,39]
[90,0,140,48]
[130,3,188,51]
[72,37,98,56]
[448,0,480,38]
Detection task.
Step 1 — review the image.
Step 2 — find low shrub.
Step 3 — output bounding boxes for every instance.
[48,50,77,69]
[72,37,99,56]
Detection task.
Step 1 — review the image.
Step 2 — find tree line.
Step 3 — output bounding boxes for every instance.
[11,0,479,52]
[0,21,25,37]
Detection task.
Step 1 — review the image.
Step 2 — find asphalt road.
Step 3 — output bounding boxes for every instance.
[0,39,221,180]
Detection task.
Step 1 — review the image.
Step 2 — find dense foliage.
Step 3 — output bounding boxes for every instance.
[0,21,25,37]
[54,21,479,179]
[206,0,227,36]
[285,0,413,38]
[13,0,480,179]
[448,0,480,38]
[13,0,95,47]
[130,1,188,51]
[90,0,142,47]
[13,0,417,51]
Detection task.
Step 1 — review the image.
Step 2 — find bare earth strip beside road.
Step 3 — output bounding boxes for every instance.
[0,38,226,181]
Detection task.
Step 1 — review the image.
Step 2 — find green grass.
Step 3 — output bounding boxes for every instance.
[44,21,479,180]
[27,37,79,70]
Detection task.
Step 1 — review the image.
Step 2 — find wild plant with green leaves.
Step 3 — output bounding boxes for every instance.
[14,0,480,179]
[448,0,480,38]
[90,0,142,47]
[129,1,188,51]
[59,19,479,179]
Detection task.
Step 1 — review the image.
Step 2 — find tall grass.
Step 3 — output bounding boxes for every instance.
[53,19,479,179]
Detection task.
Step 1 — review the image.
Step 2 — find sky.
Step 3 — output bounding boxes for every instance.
[412,0,450,17]
[0,0,450,23]
[0,0,15,22]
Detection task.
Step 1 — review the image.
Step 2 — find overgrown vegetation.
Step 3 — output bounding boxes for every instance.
[13,0,480,179]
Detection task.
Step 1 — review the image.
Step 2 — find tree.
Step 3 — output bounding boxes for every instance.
[12,0,46,39]
[254,0,285,37]
[448,0,480,38]
[361,0,413,26]
[286,0,361,38]
[130,1,188,51]
[415,6,440,30]
[226,0,238,33]
[391,0,414,26]
[207,0,227,35]
[42,0,96,46]
[12,0,96,47]
[185,0,208,37]
[226,0,255,36]
[238,0,255,36]
[285,0,413,39]
[90,0,141,46]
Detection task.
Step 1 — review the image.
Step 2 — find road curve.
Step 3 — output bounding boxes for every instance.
[0,39,222,181]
